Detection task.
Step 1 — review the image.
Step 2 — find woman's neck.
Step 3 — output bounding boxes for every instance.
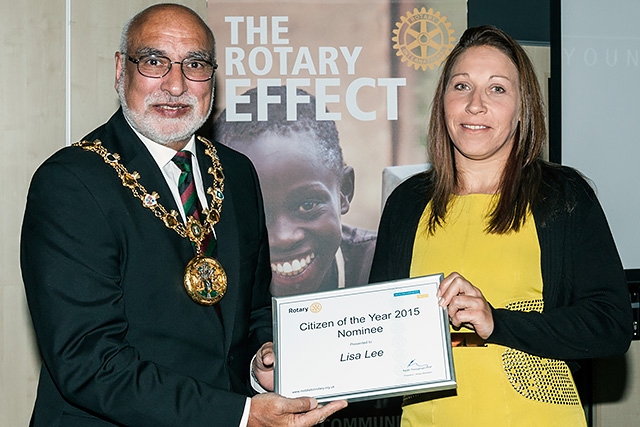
[456,167,502,195]
[453,147,511,195]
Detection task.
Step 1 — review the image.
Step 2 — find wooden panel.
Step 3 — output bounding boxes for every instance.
[0,1,205,425]
[0,0,66,424]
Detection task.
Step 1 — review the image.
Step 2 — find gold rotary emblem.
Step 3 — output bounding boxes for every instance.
[310,302,322,313]
[392,7,456,71]
[184,256,227,306]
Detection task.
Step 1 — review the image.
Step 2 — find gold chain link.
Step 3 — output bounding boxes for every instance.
[73,136,224,251]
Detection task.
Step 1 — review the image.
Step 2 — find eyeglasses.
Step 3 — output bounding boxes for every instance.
[127,55,217,82]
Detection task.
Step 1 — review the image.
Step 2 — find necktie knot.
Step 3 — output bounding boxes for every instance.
[171,149,217,258]
[172,150,193,173]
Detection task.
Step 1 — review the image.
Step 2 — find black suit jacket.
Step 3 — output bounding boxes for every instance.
[21,109,273,426]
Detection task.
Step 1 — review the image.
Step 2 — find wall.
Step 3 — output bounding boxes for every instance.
[0,0,65,423]
[0,1,204,425]
[559,0,640,270]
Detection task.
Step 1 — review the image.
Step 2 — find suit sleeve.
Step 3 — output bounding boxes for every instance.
[244,156,273,359]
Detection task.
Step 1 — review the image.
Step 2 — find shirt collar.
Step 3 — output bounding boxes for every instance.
[125,119,197,169]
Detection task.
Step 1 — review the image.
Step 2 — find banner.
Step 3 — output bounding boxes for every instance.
[208,1,466,424]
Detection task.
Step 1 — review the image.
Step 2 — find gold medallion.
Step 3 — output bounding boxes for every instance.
[184,256,227,306]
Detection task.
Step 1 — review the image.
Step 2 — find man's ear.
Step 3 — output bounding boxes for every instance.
[340,165,355,215]
[114,51,124,91]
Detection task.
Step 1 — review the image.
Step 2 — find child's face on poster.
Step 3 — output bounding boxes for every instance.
[238,131,347,296]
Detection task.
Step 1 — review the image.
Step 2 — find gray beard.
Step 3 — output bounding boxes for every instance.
[116,71,214,147]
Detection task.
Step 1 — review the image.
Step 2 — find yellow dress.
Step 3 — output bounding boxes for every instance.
[404,194,586,427]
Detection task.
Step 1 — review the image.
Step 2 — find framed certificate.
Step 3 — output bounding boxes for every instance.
[272,274,456,402]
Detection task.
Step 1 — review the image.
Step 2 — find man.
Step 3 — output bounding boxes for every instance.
[21,4,346,426]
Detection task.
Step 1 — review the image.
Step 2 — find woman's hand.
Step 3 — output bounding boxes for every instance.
[437,272,494,339]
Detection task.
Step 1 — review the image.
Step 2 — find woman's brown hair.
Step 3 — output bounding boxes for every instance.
[426,25,546,234]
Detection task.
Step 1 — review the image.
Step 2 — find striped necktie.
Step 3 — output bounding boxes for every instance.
[171,150,216,256]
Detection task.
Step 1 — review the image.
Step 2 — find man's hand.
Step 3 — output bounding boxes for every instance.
[252,342,275,391]
[248,393,348,427]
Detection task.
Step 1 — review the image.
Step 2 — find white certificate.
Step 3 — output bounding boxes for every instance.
[272,274,456,402]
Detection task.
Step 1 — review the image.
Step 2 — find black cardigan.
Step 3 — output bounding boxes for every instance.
[369,161,632,362]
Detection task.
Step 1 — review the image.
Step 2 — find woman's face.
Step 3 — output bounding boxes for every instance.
[236,131,345,297]
[444,45,520,169]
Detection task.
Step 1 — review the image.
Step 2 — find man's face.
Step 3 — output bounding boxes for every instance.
[115,8,214,149]
[236,131,347,297]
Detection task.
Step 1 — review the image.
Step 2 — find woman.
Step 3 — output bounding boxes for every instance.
[369,26,632,426]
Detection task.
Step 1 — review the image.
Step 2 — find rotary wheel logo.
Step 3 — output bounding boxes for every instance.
[392,7,456,71]
[310,302,322,313]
